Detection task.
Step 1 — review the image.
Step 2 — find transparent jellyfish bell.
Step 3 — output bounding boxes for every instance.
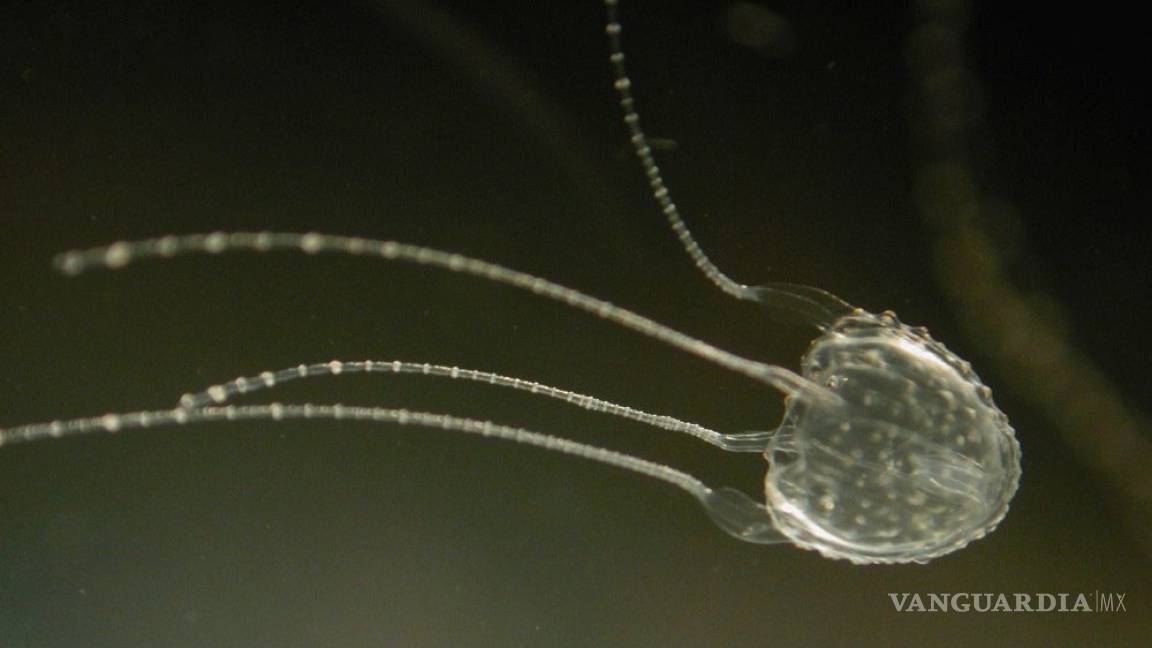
[727,307,1022,563]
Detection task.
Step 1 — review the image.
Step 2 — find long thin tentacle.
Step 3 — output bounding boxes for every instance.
[0,403,785,544]
[603,1,855,328]
[177,359,759,450]
[0,404,697,491]
[603,0,746,301]
[54,232,838,406]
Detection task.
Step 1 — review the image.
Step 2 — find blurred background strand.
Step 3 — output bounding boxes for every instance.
[908,0,1152,557]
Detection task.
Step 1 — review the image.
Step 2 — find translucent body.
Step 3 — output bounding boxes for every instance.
[766,311,1020,563]
[3,233,1021,564]
[0,1,1021,566]
[603,0,1020,561]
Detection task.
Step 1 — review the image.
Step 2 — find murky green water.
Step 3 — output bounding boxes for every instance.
[1,1,1148,645]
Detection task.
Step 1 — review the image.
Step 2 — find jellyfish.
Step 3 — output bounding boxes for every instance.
[0,0,1019,564]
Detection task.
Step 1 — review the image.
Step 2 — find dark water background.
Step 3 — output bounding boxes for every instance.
[1,1,1148,645]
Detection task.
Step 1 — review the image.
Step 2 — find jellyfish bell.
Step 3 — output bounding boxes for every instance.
[766,309,1020,563]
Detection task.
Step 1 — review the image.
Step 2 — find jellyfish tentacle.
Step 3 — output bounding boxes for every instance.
[0,403,783,543]
[178,359,770,451]
[605,0,857,331]
[603,0,746,303]
[54,232,840,408]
